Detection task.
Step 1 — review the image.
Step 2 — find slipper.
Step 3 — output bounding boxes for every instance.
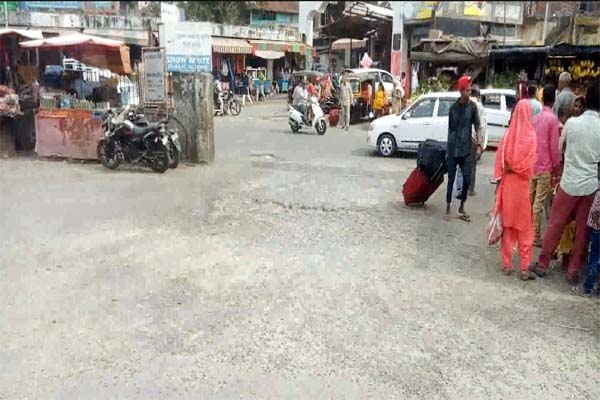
[457,212,471,222]
[443,214,452,222]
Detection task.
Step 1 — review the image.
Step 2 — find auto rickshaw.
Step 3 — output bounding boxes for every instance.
[287,70,323,103]
[345,72,377,124]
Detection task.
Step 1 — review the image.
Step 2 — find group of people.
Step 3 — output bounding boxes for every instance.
[446,72,600,291]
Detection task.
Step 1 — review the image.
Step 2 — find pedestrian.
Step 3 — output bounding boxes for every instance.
[553,71,576,124]
[257,70,266,102]
[528,81,542,118]
[532,84,600,284]
[494,100,538,280]
[339,74,353,131]
[468,85,487,196]
[530,84,562,247]
[373,85,386,118]
[572,184,600,297]
[392,79,404,115]
[444,75,482,222]
[572,95,586,117]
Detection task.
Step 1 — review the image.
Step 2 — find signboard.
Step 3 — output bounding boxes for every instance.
[159,22,212,73]
[19,1,80,9]
[0,2,18,12]
[142,48,167,103]
[161,2,183,23]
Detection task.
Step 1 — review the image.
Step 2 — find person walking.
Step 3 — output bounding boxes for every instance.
[553,72,576,123]
[528,81,542,118]
[494,100,538,280]
[572,185,600,297]
[468,85,487,196]
[373,85,386,119]
[530,85,562,247]
[532,85,600,284]
[339,74,353,131]
[392,79,404,115]
[444,75,482,222]
[256,70,266,102]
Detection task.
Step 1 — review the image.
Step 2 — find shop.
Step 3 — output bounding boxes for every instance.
[20,33,134,160]
[0,29,42,157]
[545,44,600,96]
[211,37,253,92]
[247,39,314,83]
[486,46,551,89]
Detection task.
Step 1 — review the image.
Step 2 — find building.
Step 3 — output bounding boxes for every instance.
[249,1,299,28]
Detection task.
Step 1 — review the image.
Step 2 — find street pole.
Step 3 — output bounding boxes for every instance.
[503,1,506,47]
[542,1,550,44]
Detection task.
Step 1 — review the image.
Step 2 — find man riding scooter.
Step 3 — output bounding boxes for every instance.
[292,79,309,123]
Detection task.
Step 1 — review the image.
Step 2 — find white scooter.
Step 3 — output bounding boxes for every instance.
[288,96,327,135]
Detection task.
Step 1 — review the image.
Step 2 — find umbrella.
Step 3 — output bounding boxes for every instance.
[20,33,131,75]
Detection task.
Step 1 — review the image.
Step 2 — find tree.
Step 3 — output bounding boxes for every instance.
[179,1,254,24]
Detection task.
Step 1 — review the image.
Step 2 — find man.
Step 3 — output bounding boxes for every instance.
[339,73,353,131]
[445,75,482,222]
[532,85,600,284]
[257,70,266,102]
[292,80,308,122]
[552,72,576,123]
[468,85,487,196]
[528,81,542,118]
[213,73,224,112]
[530,85,562,247]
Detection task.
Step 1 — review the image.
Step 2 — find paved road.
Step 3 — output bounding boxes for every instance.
[1,100,599,399]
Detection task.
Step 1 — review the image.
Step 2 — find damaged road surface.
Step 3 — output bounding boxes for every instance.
[1,101,599,399]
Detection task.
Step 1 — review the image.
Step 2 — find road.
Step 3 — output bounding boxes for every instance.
[1,100,599,399]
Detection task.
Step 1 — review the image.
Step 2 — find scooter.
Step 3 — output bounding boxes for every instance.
[288,96,327,135]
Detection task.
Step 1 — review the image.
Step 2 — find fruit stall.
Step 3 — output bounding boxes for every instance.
[546,44,600,95]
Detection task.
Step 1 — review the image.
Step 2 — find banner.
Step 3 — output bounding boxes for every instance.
[159,22,212,73]
[143,49,167,103]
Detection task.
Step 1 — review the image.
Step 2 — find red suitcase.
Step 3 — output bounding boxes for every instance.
[402,168,444,205]
[329,108,340,127]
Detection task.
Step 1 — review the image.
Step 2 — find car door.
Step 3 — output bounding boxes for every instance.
[481,91,505,147]
[380,71,395,100]
[433,97,454,142]
[395,97,437,150]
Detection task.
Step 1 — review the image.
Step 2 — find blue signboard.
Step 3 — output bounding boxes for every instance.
[19,1,81,10]
[166,55,211,74]
[160,22,212,74]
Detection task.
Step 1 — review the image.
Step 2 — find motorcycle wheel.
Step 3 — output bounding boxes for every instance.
[228,99,242,116]
[97,141,120,169]
[316,119,327,135]
[290,122,299,133]
[150,146,169,173]
[168,142,180,169]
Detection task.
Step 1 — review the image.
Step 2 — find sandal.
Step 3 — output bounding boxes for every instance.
[501,268,513,276]
[457,212,471,222]
[443,213,452,222]
[520,271,536,281]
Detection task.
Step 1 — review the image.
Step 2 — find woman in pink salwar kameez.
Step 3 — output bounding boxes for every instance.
[494,100,538,280]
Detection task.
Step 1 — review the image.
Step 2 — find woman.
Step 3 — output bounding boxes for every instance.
[373,85,386,118]
[392,79,404,115]
[494,100,538,281]
[572,95,586,117]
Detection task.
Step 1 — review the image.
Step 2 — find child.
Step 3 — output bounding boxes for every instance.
[572,185,600,297]
[373,85,386,119]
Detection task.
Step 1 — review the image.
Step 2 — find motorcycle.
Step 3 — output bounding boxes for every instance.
[288,96,327,135]
[320,93,339,115]
[214,90,242,116]
[97,107,179,173]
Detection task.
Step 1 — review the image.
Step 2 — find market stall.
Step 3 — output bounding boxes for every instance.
[20,33,133,160]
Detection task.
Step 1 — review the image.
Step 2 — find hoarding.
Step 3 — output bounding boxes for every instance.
[159,22,212,73]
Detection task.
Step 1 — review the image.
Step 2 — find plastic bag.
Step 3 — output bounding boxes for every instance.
[487,208,503,245]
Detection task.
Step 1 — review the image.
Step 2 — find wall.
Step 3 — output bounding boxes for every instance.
[404,1,523,25]
[250,10,299,27]
[1,10,158,31]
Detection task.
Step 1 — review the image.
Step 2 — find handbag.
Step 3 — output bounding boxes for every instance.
[487,142,505,246]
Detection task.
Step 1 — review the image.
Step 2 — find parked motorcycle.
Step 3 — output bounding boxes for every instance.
[288,96,327,135]
[214,90,242,116]
[97,107,179,173]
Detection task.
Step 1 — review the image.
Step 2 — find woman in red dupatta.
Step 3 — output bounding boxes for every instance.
[494,100,538,280]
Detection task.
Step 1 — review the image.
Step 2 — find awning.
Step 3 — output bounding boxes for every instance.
[83,29,151,47]
[212,37,252,54]
[0,29,43,40]
[20,33,131,75]
[249,39,315,57]
[331,38,367,51]
[254,49,285,59]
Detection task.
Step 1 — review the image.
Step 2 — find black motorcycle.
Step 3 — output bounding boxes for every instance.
[97,108,179,173]
[320,93,339,115]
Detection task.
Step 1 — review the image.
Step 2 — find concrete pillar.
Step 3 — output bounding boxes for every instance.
[390,2,407,79]
[345,47,351,68]
[172,73,214,163]
[267,59,274,80]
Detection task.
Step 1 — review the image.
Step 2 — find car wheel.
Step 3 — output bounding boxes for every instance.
[377,134,396,157]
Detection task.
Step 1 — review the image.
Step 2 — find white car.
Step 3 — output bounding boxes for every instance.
[367,89,516,157]
[344,68,396,100]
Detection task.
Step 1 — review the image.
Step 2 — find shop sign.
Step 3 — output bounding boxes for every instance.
[143,49,167,103]
[160,2,184,23]
[0,2,18,12]
[19,1,81,10]
[159,22,212,73]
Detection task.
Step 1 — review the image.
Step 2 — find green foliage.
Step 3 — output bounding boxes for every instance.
[410,77,451,102]
[179,1,254,24]
[490,72,518,89]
